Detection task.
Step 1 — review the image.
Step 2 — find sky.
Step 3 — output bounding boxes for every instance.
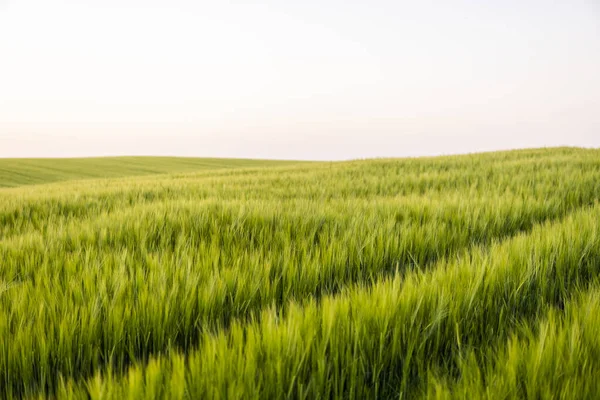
[0,0,599,160]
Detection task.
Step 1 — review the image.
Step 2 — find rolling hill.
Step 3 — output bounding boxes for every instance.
[0,156,301,188]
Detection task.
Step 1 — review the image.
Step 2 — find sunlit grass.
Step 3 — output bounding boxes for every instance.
[1,147,599,398]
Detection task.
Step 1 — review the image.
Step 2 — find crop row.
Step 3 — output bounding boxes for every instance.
[45,202,600,399]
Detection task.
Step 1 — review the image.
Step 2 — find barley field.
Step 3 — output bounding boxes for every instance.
[1,147,600,399]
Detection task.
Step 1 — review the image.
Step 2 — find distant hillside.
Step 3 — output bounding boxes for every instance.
[0,157,303,188]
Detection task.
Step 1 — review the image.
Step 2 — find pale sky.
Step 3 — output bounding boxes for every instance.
[1,0,599,160]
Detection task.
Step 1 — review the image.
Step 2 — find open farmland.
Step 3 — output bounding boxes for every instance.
[0,157,300,188]
[1,147,600,399]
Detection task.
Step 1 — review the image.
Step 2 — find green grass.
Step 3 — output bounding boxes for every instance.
[0,147,599,399]
[426,287,600,399]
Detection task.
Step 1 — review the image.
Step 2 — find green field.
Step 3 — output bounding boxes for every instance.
[1,147,600,399]
[0,157,300,188]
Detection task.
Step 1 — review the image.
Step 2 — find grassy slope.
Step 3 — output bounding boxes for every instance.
[1,147,599,399]
[0,156,301,188]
